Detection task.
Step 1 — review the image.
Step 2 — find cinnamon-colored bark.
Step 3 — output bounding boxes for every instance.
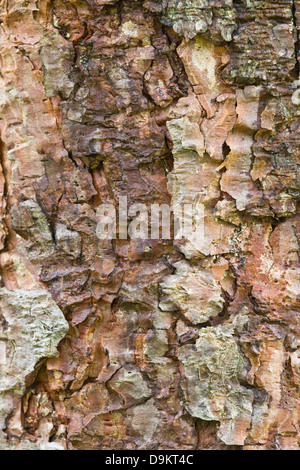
[0,0,299,450]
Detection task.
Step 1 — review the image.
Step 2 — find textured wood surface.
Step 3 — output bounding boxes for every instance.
[0,0,299,450]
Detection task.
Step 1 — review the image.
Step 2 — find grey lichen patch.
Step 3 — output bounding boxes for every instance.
[0,288,68,390]
[108,367,152,406]
[130,398,160,443]
[177,324,253,446]
[40,30,75,99]
[167,117,205,159]
[159,261,224,324]
[10,200,54,258]
[159,0,236,41]
[144,329,170,363]
[55,223,81,258]
[0,288,68,446]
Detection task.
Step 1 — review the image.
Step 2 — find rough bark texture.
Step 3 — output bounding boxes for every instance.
[0,0,299,450]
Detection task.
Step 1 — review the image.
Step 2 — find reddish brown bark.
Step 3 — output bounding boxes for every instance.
[0,0,299,450]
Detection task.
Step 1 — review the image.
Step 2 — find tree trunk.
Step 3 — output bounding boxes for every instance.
[0,0,299,450]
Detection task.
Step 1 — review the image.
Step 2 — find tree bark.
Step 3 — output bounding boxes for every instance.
[0,0,299,450]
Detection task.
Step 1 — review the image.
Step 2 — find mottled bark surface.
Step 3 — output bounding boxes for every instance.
[0,0,299,450]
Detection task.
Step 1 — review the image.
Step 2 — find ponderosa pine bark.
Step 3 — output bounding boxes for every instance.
[0,0,299,450]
